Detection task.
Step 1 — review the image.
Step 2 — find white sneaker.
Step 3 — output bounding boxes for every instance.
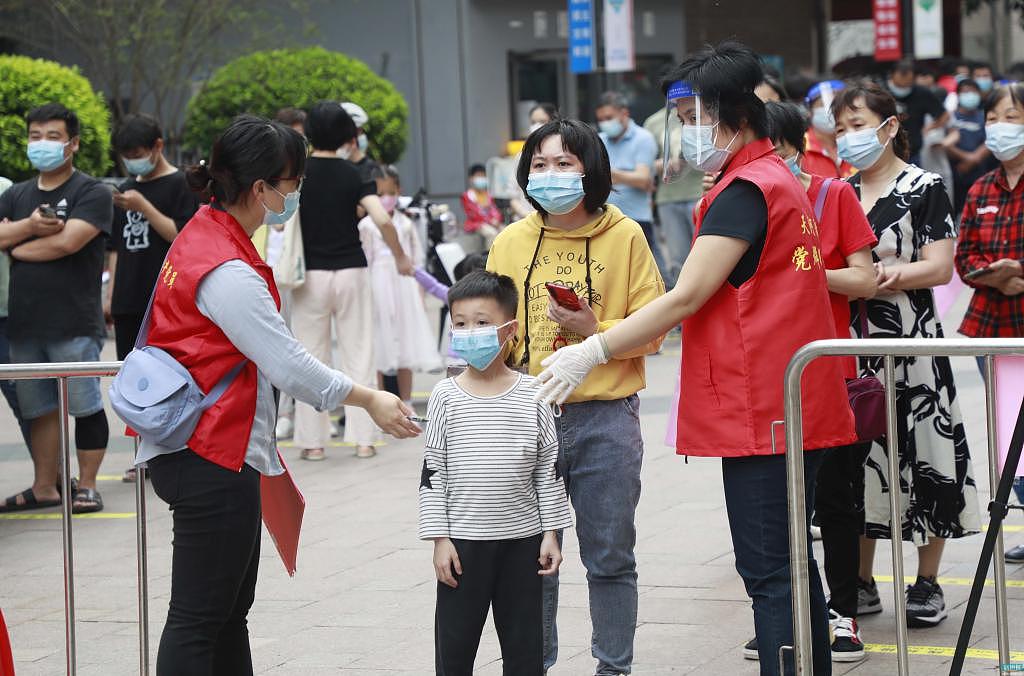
[828,609,865,662]
[330,421,339,437]
[810,525,822,540]
[275,416,293,439]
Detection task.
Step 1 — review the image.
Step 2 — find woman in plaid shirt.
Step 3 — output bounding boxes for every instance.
[955,83,1024,340]
[955,83,1024,564]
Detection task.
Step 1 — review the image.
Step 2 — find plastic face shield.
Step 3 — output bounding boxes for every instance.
[663,81,724,182]
[808,80,840,132]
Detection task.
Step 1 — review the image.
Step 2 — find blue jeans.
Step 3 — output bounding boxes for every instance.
[656,199,698,287]
[0,317,30,447]
[722,452,832,676]
[544,396,642,675]
[9,335,104,419]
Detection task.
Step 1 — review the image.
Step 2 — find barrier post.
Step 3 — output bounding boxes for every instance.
[984,356,1012,671]
[134,437,150,676]
[783,353,813,675]
[57,377,77,676]
[784,338,1024,674]
[883,356,910,676]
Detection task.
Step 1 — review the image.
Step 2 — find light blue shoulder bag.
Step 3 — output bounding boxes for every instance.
[109,275,247,450]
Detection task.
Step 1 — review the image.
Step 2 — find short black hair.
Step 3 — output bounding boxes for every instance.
[661,41,769,138]
[597,91,628,110]
[26,103,80,138]
[185,114,307,206]
[529,102,560,121]
[972,61,994,74]
[453,252,488,281]
[957,78,980,94]
[517,118,612,215]
[760,75,787,101]
[892,59,915,75]
[304,101,357,151]
[275,107,307,127]
[765,101,808,154]
[112,113,163,153]
[468,163,486,176]
[447,270,518,318]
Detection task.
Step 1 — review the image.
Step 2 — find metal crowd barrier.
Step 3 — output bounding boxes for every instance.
[783,338,1024,676]
[0,361,150,676]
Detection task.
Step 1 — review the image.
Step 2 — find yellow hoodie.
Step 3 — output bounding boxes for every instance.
[487,204,664,403]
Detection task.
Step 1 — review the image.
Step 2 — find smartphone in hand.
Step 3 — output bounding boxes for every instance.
[545,282,582,311]
[964,266,995,281]
[38,204,58,219]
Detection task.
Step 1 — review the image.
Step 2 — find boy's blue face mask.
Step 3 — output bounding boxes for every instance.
[451,321,514,371]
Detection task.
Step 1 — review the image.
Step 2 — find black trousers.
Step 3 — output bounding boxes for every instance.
[814,442,872,618]
[435,535,544,675]
[113,313,145,360]
[148,450,262,676]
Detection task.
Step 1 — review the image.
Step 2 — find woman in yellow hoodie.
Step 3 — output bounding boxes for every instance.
[487,118,664,676]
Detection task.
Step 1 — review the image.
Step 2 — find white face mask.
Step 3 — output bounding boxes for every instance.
[681,122,738,173]
[337,144,354,160]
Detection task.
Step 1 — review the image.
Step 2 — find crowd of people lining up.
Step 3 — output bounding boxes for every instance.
[0,39,1022,676]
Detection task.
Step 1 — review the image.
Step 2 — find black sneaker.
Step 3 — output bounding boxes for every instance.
[743,636,759,660]
[829,609,866,662]
[905,576,947,627]
[1006,544,1024,564]
[857,577,882,616]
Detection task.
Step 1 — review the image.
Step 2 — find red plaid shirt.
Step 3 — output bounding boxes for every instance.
[955,166,1024,337]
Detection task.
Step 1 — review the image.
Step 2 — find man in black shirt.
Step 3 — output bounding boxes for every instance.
[340,102,380,183]
[0,103,113,513]
[108,114,200,481]
[887,60,949,164]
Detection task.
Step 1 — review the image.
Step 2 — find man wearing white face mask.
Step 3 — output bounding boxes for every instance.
[340,101,380,183]
[945,78,997,215]
[0,103,114,514]
[108,113,201,482]
[887,59,949,165]
[595,91,667,281]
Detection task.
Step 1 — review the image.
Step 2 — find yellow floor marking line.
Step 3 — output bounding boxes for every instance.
[97,475,124,481]
[874,574,1024,588]
[864,643,1024,661]
[0,512,136,520]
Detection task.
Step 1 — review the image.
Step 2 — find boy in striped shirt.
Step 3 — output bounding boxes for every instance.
[419,271,572,675]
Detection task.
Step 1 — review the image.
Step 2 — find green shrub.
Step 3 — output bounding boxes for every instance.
[0,55,111,182]
[185,47,409,164]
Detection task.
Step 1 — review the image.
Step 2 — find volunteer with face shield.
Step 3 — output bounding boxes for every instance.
[540,41,856,676]
[803,80,857,179]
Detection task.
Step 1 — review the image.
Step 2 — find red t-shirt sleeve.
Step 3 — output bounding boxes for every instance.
[833,181,878,257]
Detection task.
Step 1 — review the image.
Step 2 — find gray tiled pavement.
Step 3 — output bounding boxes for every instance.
[1,298,1023,674]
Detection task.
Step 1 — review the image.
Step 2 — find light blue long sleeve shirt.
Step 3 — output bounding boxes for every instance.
[136,260,353,474]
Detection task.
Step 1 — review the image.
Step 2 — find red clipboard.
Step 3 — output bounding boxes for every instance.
[0,608,14,676]
[261,451,305,576]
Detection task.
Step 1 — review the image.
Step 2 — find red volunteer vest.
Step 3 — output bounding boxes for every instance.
[146,205,281,471]
[678,138,856,457]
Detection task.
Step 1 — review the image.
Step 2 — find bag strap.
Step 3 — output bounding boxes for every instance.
[133,259,167,350]
[199,359,248,410]
[813,177,834,222]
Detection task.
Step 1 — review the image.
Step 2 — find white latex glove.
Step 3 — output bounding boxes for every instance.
[535,334,609,405]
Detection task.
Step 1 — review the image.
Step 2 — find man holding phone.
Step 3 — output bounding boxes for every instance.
[0,103,113,513]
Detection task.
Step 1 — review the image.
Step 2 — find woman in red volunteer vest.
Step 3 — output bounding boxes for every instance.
[536,42,856,675]
[139,116,420,676]
[765,101,877,663]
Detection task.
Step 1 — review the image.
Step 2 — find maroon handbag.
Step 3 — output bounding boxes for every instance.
[846,299,886,441]
[813,181,887,442]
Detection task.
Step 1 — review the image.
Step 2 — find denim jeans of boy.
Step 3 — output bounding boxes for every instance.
[722,451,831,676]
[543,396,643,675]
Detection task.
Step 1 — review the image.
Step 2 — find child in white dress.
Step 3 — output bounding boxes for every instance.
[359,166,442,404]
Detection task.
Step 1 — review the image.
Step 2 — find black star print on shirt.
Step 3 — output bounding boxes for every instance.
[420,460,437,490]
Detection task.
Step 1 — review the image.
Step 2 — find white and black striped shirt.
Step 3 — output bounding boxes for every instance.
[418,374,573,541]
